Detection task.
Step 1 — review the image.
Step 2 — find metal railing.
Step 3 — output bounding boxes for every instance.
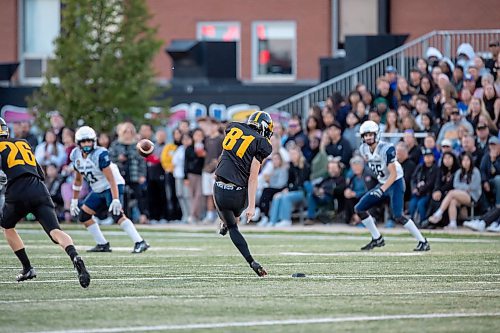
[265,29,500,118]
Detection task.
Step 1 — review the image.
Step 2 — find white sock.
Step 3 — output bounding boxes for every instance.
[361,215,381,239]
[120,219,143,243]
[449,220,457,228]
[87,223,108,244]
[434,208,443,217]
[404,219,426,242]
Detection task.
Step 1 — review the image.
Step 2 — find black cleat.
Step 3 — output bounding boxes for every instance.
[219,222,228,236]
[414,239,431,251]
[132,240,150,253]
[73,256,91,288]
[16,267,37,282]
[250,261,268,277]
[361,236,385,251]
[87,242,112,252]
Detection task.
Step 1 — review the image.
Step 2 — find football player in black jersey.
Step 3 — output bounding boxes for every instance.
[0,118,90,288]
[214,111,273,276]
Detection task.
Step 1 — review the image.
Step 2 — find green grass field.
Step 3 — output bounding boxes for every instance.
[0,224,499,333]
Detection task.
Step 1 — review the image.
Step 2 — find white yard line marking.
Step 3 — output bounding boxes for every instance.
[281,252,424,256]
[13,228,500,243]
[27,312,500,333]
[2,289,499,304]
[1,273,499,285]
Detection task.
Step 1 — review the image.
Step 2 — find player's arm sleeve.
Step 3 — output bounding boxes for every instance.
[385,146,397,165]
[255,139,272,163]
[98,150,112,170]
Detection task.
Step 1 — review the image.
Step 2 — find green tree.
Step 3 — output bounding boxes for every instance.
[29,0,164,132]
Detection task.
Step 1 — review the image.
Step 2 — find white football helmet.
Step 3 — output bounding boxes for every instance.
[359,120,380,144]
[75,126,97,153]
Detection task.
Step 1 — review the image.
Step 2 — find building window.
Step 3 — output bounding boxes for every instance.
[20,0,60,84]
[252,21,296,81]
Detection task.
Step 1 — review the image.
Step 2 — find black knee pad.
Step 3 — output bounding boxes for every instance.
[78,210,93,223]
[112,213,124,223]
[357,211,369,220]
[395,216,409,225]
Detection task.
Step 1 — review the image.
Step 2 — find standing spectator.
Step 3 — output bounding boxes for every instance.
[485,40,500,78]
[49,111,66,144]
[184,128,205,224]
[324,121,353,166]
[409,149,439,222]
[428,152,482,229]
[200,118,224,224]
[35,129,67,170]
[172,133,192,224]
[269,145,310,227]
[108,122,148,224]
[396,142,417,205]
[143,128,166,223]
[479,137,500,206]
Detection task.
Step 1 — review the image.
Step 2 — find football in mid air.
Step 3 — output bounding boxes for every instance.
[136,139,154,157]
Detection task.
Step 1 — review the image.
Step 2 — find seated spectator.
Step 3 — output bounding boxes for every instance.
[419,113,440,140]
[284,115,310,158]
[466,97,488,129]
[353,100,368,123]
[482,83,499,120]
[343,111,361,151]
[479,137,500,206]
[305,158,346,225]
[44,163,66,221]
[383,110,401,145]
[324,121,353,166]
[420,134,441,163]
[268,145,310,227]
[35,129,67,170]
[428,152,482,229]
[306,133,321,164]
[395,76,414,106]
[257,153,289,226]
[343,155,377,225]
[463,206,500,232]
[396,142,417,205]
[458,134,483,167]
[424,152,460,228]
[475,122,492,156]
[403,130,422,165]
[409,149,439,222]
[309,131,330,182]
[436,108,474,149]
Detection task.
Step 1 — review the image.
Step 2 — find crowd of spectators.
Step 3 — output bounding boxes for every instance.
[9,40,500,232]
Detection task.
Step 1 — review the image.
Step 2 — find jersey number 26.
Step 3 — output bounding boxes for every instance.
[0,141,36,168]
[222,128,255,158]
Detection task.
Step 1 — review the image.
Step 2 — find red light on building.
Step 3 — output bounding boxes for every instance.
[257,24,266,40]
[223,26,240,41]
[201,25,216,38]
[259,50,270,64]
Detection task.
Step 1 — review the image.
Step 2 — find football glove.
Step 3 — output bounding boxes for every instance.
[370,188,384,198]
[70,199,80,217]
[109,199,122,215]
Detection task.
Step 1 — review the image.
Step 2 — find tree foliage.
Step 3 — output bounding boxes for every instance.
[29,0,164,132]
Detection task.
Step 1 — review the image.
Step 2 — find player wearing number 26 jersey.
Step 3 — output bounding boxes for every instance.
[70,126,149,254]
[0,117,90,288]
[355,121,430,252]
[214,111,273,277]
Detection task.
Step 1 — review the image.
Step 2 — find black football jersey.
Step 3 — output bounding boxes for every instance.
[215,122,272,187]
[0,138,43,182]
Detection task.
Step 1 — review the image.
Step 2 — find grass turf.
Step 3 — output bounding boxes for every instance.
[0,224,499,332]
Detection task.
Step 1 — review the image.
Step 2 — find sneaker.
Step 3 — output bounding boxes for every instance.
[87,242,112,252]
[16,267,37,282]
[256,216,269,227]
[428,214,442,224]
[486,222,499,232]
[73,256,91,288]
[132,240,150,253]
[274,219,292,227]
[251,207,261,222]
[250,261,268,277]
[218,222,228,236]
[304,219,316,226]
[361,236,385,251]
[414,239,430,251]
[463,219,486,232]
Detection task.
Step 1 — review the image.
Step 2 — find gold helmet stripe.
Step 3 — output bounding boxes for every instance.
[253,111,263,122]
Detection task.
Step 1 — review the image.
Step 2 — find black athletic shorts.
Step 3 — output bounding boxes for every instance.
[213,180,248,218]
[1,176,60,235]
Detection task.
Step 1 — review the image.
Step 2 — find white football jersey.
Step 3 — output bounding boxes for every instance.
[359,140,404,184]
[70,146,125,193]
